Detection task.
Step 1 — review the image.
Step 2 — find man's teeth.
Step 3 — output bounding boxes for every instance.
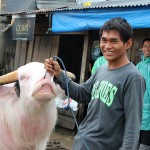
[145,51,150,54]
[105,51,112,54]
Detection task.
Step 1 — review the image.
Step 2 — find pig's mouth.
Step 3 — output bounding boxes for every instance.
[32,82,57,102]
[39,84,53,93]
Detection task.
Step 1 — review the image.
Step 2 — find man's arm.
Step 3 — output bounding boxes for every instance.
[56,71,95,104]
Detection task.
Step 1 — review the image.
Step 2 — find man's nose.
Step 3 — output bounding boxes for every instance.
[105,42,112,48]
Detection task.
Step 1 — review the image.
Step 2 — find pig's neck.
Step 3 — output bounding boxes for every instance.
[3,100,56,149]
[16,101,53,139]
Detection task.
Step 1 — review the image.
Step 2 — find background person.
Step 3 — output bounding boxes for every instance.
[44,17,145,150]
[91,55,107,75]
[136,38,150,150]
[90,40,108,75]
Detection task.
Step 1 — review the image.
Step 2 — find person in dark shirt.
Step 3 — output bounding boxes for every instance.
[44,17,145,150]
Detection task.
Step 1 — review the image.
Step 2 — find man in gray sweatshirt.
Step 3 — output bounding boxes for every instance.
[44,17,145,150]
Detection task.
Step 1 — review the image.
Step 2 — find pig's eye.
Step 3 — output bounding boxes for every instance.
[20,76,25,80]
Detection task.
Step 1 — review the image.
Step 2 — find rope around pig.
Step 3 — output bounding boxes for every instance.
[52,56,90,150]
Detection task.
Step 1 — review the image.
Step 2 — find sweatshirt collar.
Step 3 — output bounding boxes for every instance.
[143,56,150,62]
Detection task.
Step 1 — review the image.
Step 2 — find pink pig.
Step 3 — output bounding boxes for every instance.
[0,62,71,150]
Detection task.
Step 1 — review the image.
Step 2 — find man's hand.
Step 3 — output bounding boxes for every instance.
[44,58,62,78]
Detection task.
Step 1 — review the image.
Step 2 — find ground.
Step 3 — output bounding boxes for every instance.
[46,126,75,150]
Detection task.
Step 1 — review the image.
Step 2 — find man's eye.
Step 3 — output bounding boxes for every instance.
[143,46,150,49]
[101,39,107,43]
[112,40,118,43]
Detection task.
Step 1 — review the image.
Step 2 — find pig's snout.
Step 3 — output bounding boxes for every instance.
[32,77,57,102]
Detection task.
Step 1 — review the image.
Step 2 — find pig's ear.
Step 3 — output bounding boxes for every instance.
[0,84,18,101]
[55,84,67,100]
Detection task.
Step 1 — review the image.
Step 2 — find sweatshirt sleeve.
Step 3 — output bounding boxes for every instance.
[120,77,145,150]
[56,71,95,104]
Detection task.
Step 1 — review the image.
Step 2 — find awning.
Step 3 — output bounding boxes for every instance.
[52,6,150,32]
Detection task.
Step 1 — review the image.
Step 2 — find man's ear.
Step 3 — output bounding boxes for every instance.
[126,38,133,50]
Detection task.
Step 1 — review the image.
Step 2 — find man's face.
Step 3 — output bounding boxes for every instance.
[142,40,150,58]
[100,30,131,64]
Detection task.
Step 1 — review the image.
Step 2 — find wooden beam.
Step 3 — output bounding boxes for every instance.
[19,41,27,67]
[50,35,60,57]
[54,31,88,35]
[38,35,51,62]
[77,34,89,127]
[32,36,41,62]
[26,40,34,63]
[79,34,89,83]
[14,41,22,70]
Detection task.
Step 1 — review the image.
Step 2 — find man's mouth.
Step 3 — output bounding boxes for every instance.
[104,51,113,55]
[143,51,150,56]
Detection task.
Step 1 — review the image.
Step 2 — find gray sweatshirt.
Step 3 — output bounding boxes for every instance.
[57,63,145,150]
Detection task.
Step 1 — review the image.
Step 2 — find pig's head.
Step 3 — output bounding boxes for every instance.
[0,62,70,107]
[17,62,57,104]
[0,62,75,150]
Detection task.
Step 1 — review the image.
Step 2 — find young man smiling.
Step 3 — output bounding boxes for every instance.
[136,38,150,150]
[44,18,145,150]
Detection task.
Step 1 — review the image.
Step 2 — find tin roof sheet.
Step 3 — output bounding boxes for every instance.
[36,0,150,10]
[0,0,150,16]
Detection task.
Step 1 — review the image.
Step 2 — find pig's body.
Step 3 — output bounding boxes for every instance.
[0,62,58,150]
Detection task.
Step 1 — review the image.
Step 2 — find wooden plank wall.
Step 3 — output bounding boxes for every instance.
[14,14,60,69]
[80,34,89,83]
[0,28,16,75]
[14,34,60,70]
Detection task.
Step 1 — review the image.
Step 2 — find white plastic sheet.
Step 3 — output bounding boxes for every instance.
[55,97,78,111]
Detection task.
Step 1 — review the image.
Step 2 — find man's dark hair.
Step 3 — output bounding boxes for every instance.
[99,17,133,43]
[142,38,150,47]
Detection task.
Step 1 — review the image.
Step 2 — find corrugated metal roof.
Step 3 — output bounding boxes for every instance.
[5,0,36,12]
[37,0,150,10]
[1,0,6,11]
[0,0,150,16]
